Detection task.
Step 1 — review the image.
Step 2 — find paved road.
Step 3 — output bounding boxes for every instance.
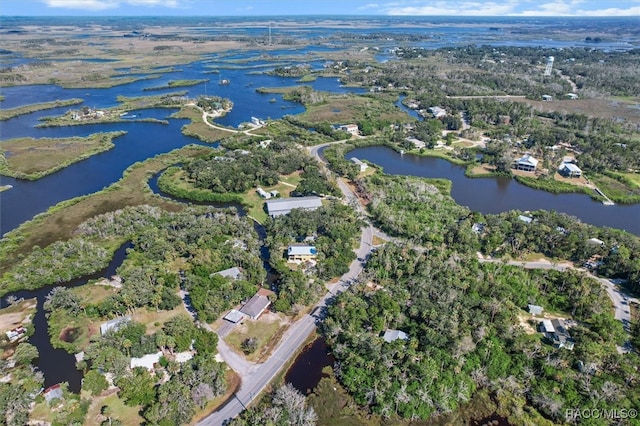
[478,256,638,335]
[199,145,374,425]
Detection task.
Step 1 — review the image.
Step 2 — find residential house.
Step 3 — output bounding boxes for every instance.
[239,288,274,320]
[383,329,409,343]
[100,317,131,336]
[566,93,579,99]
[287,245,318,262]
[547,319,575,350]
[130,352,163,371]
[266,196,323,217]
[542,94,553,101]
[350,157,368,172]
[5,326,26,342]
[471,223,485,234]
[406,137,425,149]
[223,309,245,323]
[339,124,359,135]
[213,266,242,280]
[559,163,582,178]
[518,215,534,224]
[44,384,64,405]
[528,304,544,316]
[515,154,538,172]
[428,106,447,119]
[587,238,605,247]
[256,187,271,199]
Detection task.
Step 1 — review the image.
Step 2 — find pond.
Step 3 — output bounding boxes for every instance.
[285,337,335,395]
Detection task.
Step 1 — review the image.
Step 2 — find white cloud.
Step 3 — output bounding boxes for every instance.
[43,0,119,10]
[42,0,182,10]
[381,0,640,16]
[383,1,520,16]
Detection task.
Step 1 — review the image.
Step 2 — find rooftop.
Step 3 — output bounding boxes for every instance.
[214,266,242,280]
[100,316,131,336]
[240,294,271,319]
[288,245,318,256]
[383,329,409,343]
[266,196,323,217]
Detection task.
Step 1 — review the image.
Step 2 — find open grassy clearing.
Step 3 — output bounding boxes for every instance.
[0,145,212,279]
[591,173,640,203]
[225,313,288,363]
[298,93,413,125]
[514,97,640,122]
[240,179,297,223]
[0,98,83,121]
[0,131,126,180]
[83,393,144,426]
[609,171,640,188]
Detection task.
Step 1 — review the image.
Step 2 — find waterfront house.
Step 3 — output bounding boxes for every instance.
[350,157,368,172]
[518,215,534,224]
[266,196,323,217]
[100,317,131,336]
[559,163,582,178]
[287,245,318,262]
[5,326,26,342]
[515,154,538,172]
[383,329,409,343]
[44,384,64,405]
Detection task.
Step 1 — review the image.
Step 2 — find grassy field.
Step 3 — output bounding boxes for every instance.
[0,131,126,180]
[608,171,640,188]
[143,78,208,91]
[0,98,83,121]
[298,93,413,125]
[591,173,640,203]
[173,105,236,142]
[240,179,297,223]
[225,314,287,363]
[83,393,144,426]
[0,145,212,279]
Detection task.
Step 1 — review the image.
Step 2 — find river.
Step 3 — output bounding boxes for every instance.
[0,241,132,392]
[347,145,640,235]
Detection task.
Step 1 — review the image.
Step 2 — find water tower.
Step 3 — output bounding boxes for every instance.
[544,56,554,76]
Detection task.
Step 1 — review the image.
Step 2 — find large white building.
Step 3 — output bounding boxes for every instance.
[266,196,323,217]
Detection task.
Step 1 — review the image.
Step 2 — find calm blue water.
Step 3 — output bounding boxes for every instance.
[1,18,638,236]
[347,146,640,235]
[0,53,370,235]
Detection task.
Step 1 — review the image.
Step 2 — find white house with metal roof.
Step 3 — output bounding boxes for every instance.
[266,196,323,217]
[516,154,539,172]
[100,316,131,336]
[559,162,582,178]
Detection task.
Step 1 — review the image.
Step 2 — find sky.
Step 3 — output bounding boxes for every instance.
[1,0,639,17]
